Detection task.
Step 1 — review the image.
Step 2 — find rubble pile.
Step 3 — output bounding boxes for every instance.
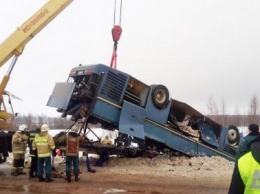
[104,155,235,178]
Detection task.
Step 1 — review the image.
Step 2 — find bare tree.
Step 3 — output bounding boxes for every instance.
[207,96,218,121]
[37,114,47,125]
[248,94,260,124]
[220,97,227,125]
[12,114,24,129]
[232,105,241,126]
[12,114,73,130]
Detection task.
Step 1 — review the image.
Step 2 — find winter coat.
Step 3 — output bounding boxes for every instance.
[65,132,83,157]
[101,137,112,145]
[27,129,40,157]
[228,137,260,194]
[12,132,28,154]
[236,133,260,160]
[32,132,55,158]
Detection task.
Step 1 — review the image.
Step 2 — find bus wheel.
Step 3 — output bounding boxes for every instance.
[228,125,240,145]
[151,85,169,109]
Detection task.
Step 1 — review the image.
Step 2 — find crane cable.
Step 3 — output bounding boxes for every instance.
[110,0,123,69]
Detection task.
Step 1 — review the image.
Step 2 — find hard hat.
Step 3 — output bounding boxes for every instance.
[18,124,28,132]
[71,125,79,133]
[41,124,50,132]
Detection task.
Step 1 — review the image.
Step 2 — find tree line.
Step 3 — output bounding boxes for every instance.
[12,113,74,130]
[207,94,259,126]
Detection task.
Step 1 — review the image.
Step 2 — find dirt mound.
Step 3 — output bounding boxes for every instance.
[104,155,234,178]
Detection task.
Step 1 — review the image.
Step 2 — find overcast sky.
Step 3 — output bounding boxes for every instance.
[1,0,260,117]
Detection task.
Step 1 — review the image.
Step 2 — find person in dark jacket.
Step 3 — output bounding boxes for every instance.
[235,123,260,160]
[28,127,41,178]
[86,154,96,173]
[228,136,260,194]
[95,135,112,167]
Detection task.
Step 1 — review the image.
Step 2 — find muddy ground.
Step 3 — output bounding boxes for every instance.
[0,155,234,194]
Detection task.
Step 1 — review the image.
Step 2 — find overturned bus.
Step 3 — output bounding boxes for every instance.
[47,64,240,161]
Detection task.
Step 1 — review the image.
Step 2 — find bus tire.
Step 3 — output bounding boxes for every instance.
[151,85,169,109]
[228,125,240,145]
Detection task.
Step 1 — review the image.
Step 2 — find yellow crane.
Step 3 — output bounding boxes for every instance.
[0,0,74,130]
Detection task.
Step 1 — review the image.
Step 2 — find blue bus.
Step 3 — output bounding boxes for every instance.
[47,64,240,161]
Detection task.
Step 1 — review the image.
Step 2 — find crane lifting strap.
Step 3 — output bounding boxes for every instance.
[110,25,122,69]
[110,0,123,69]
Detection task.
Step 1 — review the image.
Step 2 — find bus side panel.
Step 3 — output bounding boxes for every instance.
[91,98,121,125]
[119,101,235,161]
[119,101,147,139]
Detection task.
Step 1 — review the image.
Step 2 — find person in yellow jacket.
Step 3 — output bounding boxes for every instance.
[32,124,55,182]
[11,124,29,176]
[101,135,113,145]
[228,136,260,194]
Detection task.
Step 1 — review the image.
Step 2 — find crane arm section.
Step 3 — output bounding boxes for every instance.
[0,0,74,67]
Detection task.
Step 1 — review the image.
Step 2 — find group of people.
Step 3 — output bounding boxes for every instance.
[11,124,55,182]
[228,123,260,194]
[13,121,260,190]
[11,123,87,183]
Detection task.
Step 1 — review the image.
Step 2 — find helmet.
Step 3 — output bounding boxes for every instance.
[71,125,79,133]
[41,124,50,132]
[18,124,28,132]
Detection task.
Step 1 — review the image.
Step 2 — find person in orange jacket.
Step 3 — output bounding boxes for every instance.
[65,125,84,183]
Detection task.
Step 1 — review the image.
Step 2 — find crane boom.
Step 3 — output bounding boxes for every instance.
[0,0,75,163]
[0,0,74,132]
[0,0,74,67]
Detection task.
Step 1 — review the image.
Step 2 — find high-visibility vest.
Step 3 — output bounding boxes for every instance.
[66,133,80,157]
[33,134,55,158]
[238,152,260,194]
[28,131,39,157]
